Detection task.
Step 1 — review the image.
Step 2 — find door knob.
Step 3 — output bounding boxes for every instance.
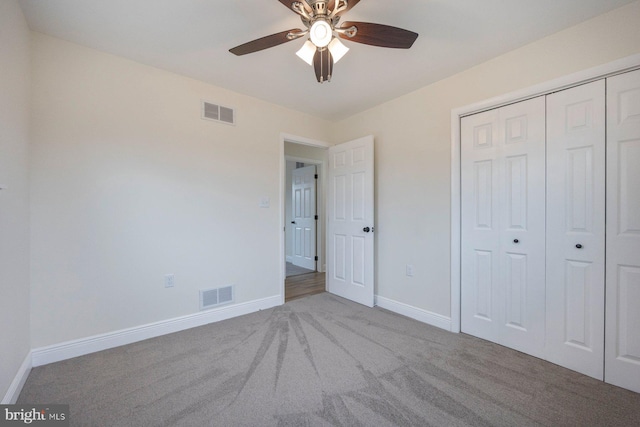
[291,221,296,224]
[363,227,371,233]
[576,244,583,249]
[513,239,519,244]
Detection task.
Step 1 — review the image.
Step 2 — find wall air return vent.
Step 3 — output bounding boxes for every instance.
[199,285,234,310]
[202,101,235,125]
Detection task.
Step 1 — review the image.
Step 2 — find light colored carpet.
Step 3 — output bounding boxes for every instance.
[18,293,640,426]
[286,261,315,277]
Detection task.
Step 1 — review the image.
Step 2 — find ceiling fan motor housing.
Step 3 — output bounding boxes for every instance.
[308,1,329,16]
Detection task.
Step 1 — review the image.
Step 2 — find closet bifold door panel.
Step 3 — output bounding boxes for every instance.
[605,69,640,393]
[545,81,606,380]
[461,97,546,358]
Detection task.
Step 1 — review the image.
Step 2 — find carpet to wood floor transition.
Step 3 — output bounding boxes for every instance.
[18,293,640,426]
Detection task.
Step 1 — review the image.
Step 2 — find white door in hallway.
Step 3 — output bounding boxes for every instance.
[327,136,374,307]
[605,69,640,393]
[292,165,317,271]
[461,97,546,358]
[546,80,606,380]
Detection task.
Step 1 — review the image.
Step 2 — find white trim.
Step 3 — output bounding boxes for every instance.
[31,295,281,367]
[2,351,32,404]
[376,296,452,332]
[450,53,640,335]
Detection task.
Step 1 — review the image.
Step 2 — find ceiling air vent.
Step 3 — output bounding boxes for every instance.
[200,285,234,310]
[202,101,235,125]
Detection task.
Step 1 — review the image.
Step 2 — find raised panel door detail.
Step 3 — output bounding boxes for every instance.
[564,260,592,350]
[474,160,493,230]
[334,151,346,168]
[474,124,493,149]
[352,172,365,221]
[352,236,366,287]
[474,250,493,321]
[303,187,312,218]
[505,115,527,144]
[565,100,593,132]
[619,88,640,124]
[333,234,346,281]
[618,140,640,235]
[505,253,527,330]
[506,155,527,231]
[304,228,313,258]
[617,266,640,363]
[566,147,594,233]
[333,175,346,221]
[352,147,365,165]
[294,188,302,218]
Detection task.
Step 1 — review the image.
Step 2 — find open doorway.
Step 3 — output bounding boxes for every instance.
[282,137,328,302]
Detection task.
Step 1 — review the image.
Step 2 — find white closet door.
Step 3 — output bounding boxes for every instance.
[605,69,640,393]
[546,80,606,380]
[461,97,546,357]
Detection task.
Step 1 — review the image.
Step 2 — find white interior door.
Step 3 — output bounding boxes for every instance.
[327,136,374,307]
[461,97,546,358]
[546,80,606,380]
[292,165,317,271]
[605,69,640,393]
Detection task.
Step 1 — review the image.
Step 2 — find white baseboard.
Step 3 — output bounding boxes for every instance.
[2,351,32,404]
[286,256,293,263]
[375,296,452,331]
[32,295,281,367]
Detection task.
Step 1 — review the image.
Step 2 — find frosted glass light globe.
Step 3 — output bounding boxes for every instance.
[310,20,332,48]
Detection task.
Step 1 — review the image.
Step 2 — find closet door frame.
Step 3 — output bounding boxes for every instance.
[451,53,640,334]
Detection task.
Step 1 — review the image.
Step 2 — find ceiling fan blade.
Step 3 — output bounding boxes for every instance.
[328,0,361,15]
[229,29,301,56]
[277,0,296,12]
[338,21,418,49]
[313,49,333,83]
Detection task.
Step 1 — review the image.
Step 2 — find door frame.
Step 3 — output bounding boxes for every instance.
[450,54,640,333]
[279,133,330,304]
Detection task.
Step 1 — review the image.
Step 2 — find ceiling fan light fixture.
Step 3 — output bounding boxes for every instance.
[328,37,349,63]
[309,20,332,48]
[296,40,316,66]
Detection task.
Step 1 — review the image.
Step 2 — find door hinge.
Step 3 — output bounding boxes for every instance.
[315,256,319,261]
[315,215,319,220]
[314,174,318,179]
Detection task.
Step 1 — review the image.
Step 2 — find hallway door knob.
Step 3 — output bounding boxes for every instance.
[363,227,371,233]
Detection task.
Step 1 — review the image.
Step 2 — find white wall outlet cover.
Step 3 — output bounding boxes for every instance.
[259,197,270,208]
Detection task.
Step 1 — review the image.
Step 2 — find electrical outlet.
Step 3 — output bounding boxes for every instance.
[406,264,414,277]
[164,274,175,288]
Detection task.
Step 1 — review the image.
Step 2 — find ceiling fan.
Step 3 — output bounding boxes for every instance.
[229,0,419,83]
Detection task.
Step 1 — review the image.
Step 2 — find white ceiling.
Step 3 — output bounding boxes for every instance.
[19,0,635,121]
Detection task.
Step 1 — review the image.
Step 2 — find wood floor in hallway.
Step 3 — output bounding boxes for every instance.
[285,271,326,302]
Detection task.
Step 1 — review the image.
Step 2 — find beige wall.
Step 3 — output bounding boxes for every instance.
[29,33,332,347]
[0,0,31,401]
[331,1,640,320]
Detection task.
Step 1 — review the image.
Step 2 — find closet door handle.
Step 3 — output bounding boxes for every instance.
[513,239,519,244]
[576,244,583,249]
